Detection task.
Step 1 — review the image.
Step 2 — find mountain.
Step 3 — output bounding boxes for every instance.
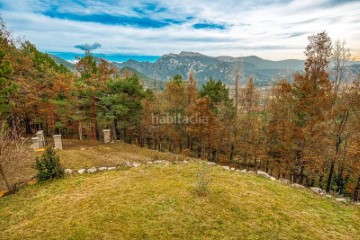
[49,54,77,72]
[50,55,163,90]
[115,51,306,86]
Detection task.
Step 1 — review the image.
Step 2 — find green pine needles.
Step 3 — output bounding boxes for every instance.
[34,147,64,181]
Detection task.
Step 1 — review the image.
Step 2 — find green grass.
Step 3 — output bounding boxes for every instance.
[1,162,359,240]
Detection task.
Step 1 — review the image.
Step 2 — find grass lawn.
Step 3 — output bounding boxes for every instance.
[0,161,359,240]
[0,140,183,191]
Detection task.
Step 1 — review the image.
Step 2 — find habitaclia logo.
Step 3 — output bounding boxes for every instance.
[151,113,209,125]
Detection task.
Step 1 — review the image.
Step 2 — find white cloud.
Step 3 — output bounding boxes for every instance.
[0,0,359,60]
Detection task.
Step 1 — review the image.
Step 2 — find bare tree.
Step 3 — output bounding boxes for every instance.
[0,119,28,193]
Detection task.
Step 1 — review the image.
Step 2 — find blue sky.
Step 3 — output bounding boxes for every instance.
[0,0,359,61]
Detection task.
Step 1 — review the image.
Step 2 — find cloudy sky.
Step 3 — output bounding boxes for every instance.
[0,0,359,61]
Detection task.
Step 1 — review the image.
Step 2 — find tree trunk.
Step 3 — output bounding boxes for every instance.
[229,144,234,162]
[79,122,83,140]
[0,163,14,193]
[326,160,335,192]
[353,176,360,202]
[318,174,324,189]
[111,119,118,141]
[336,165,344,194]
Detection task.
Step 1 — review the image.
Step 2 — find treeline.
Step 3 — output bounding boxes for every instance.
[0,20,359,200]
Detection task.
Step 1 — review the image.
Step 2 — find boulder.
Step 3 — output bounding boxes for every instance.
[87,167,97,174]
[279,178,290,184]
[133,162,141,167]
[230,167,236,171]
[64,169,73,175]
[335,198,347,203]
[108,167,116,170]
[310,187,326,195]
[270,177,276,181]
[146,161,153,164]
[98,167,108,171]
[325,195,334,198]
[223,166,230,170]
[207,162,216,166]
[240,169,247,173]
[291,183,305,189]
[154,160,169,165]
[257,170,271,179]
[78,169,86,174]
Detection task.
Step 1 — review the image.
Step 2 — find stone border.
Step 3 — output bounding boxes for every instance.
[216,163,357,205]
[1,160,359,205]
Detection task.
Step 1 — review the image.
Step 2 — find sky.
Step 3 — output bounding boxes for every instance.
[0,0,359,61]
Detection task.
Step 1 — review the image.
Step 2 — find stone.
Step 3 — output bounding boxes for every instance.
[64,169,73,174]
[53,135,63,150]
[240,169,247,173]
[247,171,256,174]
[103,129,111,144]
[310,187,326,195]
[335,198,347,203]
[230,167,236,171]
[87,167,97,174]
[257,170,271,179]
[154,160,169,165]
[279,178,290,184]
[36,130,45,148]
[78,169,86,174]
[147,161,153,164]
[98,167,108,171]
[125,161,133,167]
[325,195,334,198]
[291,183,305,189]
[270,177,276,181]
[108,167,116,170]
[207,162,216,165]
[31,137,40,150]
[133,162,141,167]
[223,166,230,170]
[182,160,188,164]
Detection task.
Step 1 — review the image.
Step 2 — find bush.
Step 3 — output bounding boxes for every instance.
[195,164,211,197]
[34,147,64,181]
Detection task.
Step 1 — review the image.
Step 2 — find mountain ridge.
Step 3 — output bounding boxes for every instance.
[115,51,306,86]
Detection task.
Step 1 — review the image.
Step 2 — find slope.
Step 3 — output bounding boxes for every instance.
[0,142,359,240]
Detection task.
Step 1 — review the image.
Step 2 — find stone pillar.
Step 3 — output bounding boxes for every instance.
[53,135,63,150]
[36,130,45,148]
[31,137,40,149]
[103,129,111,144]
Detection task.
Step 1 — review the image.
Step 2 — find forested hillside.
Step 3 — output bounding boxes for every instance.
[1,18,360,202]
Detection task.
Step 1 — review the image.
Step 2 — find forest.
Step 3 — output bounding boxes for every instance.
[1,19,360,201]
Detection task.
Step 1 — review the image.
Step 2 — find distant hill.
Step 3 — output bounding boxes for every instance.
[49,52,360,87]
[49,54,77,72]
[115,51,306,86]
[49,55,163,90]
[117,65,164,90]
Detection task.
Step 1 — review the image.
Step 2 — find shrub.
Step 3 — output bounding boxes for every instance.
[195,164,211,197]
[34,147,64,181]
